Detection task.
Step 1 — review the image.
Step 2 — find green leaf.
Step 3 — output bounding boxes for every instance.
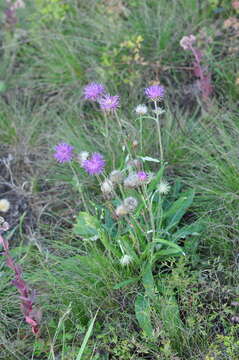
[75,312,98,360]
[113,277,139,290]
[154,238,185,255]
[172,222,203,241]
[73,212,100,238]
[142,263,155,299]
[135,294,153,337]
[163,189,195,230]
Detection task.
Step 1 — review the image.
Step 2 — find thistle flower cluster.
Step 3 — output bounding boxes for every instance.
[83,82,120,112]
[123,171,153,188]
[53,145,106,176]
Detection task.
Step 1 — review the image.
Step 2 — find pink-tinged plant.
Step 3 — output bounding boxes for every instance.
[137,171,148,181]
[0,220,41,336]
[82,153,105,175]
[180,34,213,102]
[54,143,74,163]
[98,94,120,112]
[145,84,165,101]
[232,1,239,10]
[83,82,105,101]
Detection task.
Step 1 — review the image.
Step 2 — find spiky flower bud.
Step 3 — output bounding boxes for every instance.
[120,254,133,266]
[109,170,124,184]
[0,199,10,213]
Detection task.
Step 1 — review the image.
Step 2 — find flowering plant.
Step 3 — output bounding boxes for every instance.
[53,81,202,337]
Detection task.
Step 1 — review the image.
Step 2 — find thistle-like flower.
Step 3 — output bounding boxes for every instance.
[120,254,133,266]
[109,170,124,184]
[158,180,170,195]
[54,143,74,163]
[137,171,148,181]
[0,199,10,213]
[82,153,105,175]
[145,84,165,101]
[135,104,148,115]
[98,94,120,112]
[77,151,89,166]
[180,35,196,50]
[83,82,105,101]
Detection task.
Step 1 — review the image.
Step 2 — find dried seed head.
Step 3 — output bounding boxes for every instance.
[109,170,124,184]
[135,104,148,115]
[123,197,138,212]
[101,179,114,194]
[0,199,10,213]
[158,180,170,195]
[115,204,128,217]
[123,173,140,188]
[120,254,133,266]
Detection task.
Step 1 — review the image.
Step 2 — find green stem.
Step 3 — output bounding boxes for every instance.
[154,101,164,162]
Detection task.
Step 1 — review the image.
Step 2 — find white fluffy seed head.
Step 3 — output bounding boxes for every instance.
[77,151,89,166]
[0,199,10,213]
[135,104,148,115]
[158,180,170,195]
[120,254,133,266]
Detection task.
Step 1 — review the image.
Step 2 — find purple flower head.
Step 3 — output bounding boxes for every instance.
[83,153,105,175]
[54,143,74,163]
[145,84,165,101]
[99,94,120,112]
[137,171,148,181]
[83,82,105,101]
